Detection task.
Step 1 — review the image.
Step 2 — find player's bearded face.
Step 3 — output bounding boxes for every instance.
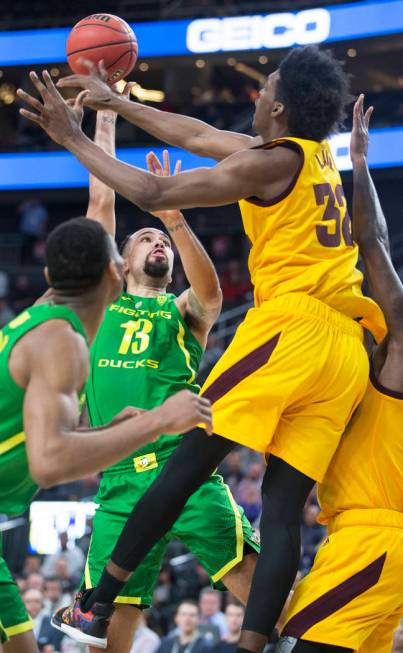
[143,251,170,278]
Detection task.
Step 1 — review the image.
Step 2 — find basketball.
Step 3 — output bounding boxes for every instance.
[66,14,138,84]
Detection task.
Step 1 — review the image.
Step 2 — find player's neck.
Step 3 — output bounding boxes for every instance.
[259,123,289,143]
[126,278,167,297]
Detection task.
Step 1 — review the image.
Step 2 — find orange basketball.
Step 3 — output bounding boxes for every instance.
[66,14,138,85]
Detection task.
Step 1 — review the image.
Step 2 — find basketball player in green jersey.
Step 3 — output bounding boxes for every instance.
[55,105,259,653]
[0,215,212,653]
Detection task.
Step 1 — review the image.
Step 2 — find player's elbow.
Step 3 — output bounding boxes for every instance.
[30,462,58,489]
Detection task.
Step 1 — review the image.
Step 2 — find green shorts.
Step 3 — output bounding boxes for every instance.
[84,462,260,607]
[0,537,33,642]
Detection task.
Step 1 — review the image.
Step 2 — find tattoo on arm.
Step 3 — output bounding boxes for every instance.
[187,288,206,322]
[166,223,185,234]
[102,116,116,125]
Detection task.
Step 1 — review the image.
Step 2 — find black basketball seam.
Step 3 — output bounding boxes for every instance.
[67,41,136,57]
[73,23,133,36]
[106,48,134,72]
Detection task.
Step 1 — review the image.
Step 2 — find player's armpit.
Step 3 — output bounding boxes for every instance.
[178,288,221,340]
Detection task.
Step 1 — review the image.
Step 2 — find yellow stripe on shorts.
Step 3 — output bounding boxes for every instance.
[0,432,25,456]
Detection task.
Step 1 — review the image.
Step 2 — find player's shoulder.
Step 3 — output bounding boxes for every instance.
[24,318,87,361]
[233,140,301,180]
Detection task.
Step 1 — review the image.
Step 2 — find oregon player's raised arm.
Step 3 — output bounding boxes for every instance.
[145,150,222,345]
[86,108,117,237]
[351,95,403,342]
[57,59,261,162]
[19,321,212,488]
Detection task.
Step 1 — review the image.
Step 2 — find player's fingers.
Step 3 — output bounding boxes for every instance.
[77,57,97,75]
[19,108,45,125]
[197,396,211,409]
[57,74,86,89]
[16,88,43,113]
[97,59,108,81]
[174,159,182,175]
[163,149,171,176]
[364,106,374,129]
[65,98,76,106]
[29,71,49,100]
[42,70,61,97]
[146,152,163,175]
[122,81,136,98]
[75,89,90,109]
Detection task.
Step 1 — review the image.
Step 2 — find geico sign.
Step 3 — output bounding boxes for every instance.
[186,9,331,53]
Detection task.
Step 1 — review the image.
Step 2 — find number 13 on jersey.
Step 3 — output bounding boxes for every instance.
[118,319,153,355]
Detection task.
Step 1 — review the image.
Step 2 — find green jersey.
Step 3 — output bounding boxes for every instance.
[0,304,87,517]
[86,292,203,471]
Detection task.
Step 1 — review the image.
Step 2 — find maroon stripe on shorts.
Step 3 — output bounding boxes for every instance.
[202,332,281,405]
[283,552,387,639]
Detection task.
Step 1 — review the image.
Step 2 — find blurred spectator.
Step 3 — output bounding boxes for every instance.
[0,297,14,327]
[238,485,261,525]
[199,588,227,638]
[44,577,72,614]
[18,198,48,263]
[157,600,211,653]
[219,451,243,492]
[41,532,85,587]
[300,505,326,573]
[15,576,27,594]
[26,572,45,592]
[393,619,403,653]
[211,235,232,261]
[0,271,15,327]
[220,260,250,306]
[11,274,37,313]
[23,554,42,575]
[23,588,64,651]
[198,334,225,384]
[234,461,264,504]
[210,601,244,652]
[130,613,160,653]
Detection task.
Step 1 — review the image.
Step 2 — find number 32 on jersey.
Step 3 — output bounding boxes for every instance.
[314,182,353,248]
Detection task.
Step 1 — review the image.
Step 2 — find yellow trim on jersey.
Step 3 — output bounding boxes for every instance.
[211,483,244,583]
[5,619,33,637]
[84,556,92,589]
[114,596,143,605]
[176,321,197,384]
[0,431,25,456]
[133,452,158,473]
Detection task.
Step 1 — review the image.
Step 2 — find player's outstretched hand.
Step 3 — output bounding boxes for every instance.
[146,149,182,224]
[17,70,87,146]
[156,390,212,436]
[350,94,374,164]
[57,59,119,111]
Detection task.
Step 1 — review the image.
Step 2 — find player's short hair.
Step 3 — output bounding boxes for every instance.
[46,217,111,292]
[276,45,351,142]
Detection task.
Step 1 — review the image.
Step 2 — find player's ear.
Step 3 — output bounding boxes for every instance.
[123,257,130,277]
[44,267,50,285]
[272,100,285,118]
